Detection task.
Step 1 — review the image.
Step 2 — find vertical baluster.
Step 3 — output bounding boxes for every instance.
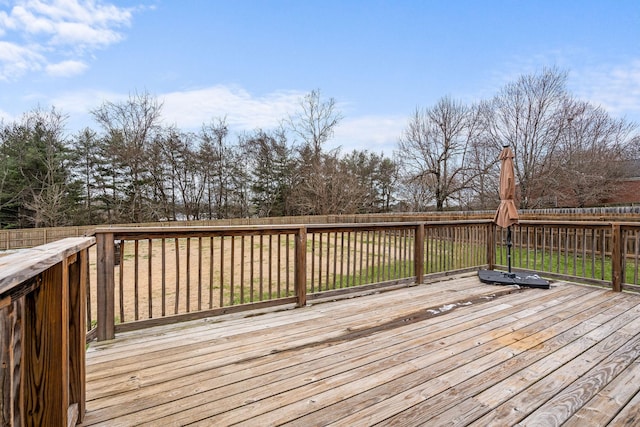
[277,234,282,297]
[365,230,371,284]
[259,235,263,300]
[333,232,338,289]
[591,228,596,278]
[198,237,202,311]
[346,231,352,286]
[134,239,139,320]
[209,236,214,309]
[230,235,235,306]
[575,228,580,277]
[220,236,225,306]
[286,234,291,295]
[633,229,640,285]
[311,233,316,293]
[148,239,153,319]
[250,235,255,302]
[268,234,273,298]
[601,229,606,281]
[634,230,639,286]
[582,228,587,278]
[325,232,331,290]
[186,238,191,313]
[240,236,245,304]
[318,232,323,292]
[118,240,125,323]
[174,238,180,314]
[381,230,387,281]
[532,227,538,271]
[622,229,628,285]
[161,238,166,317]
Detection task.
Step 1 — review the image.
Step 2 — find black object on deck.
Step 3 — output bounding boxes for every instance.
[478,269,550,289]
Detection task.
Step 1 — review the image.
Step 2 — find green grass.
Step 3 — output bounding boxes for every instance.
[496,246,640,285]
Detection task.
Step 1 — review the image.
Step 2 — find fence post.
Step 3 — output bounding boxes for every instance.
[612,223,622,292]
[295,227,307,307]
[487,222,495,270]
[414,223,425,284]
[96,232,116,340]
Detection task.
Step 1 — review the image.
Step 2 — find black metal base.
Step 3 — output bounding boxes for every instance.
[478,269,550,289]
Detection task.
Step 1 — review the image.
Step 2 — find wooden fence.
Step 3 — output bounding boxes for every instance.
[0,237,94,426]
[4,206,639,250]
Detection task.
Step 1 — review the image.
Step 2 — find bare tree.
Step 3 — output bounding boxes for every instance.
[199,118,249,219]
[397,96,486,211]
[91,90,163,222]
[288,89,343,158]
[484,67,573,208]
[287,89,345,215]
[550,102,638,207]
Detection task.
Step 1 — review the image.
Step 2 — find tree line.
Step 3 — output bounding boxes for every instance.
[1,67,638,229]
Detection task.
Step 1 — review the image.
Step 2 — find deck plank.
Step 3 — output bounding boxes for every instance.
[82,288,534,420]
[304,292,635,427]
[519,333,640,425]
[563,359,640,426]
[79,274,640,427]
[466,304,640,426]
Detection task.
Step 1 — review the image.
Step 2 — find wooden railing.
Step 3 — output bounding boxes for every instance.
[92,220,640,341]
[495,221,640,292]
[92,221,493,340]
[0,237,94,426]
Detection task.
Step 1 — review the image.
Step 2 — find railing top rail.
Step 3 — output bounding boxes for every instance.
[516,220,640,227]
[92,219,497,239]
[92,224,306,238]
[0,236,95,295]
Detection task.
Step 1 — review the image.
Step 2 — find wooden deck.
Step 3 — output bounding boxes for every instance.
[81,273,640,426]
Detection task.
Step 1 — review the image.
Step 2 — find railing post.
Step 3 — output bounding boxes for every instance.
[295,227,307,307]
[487,222,495,270]
[414,223,425,284]
[612,223,622,292]
[23,261,69,425]
[96,232,116,340]
[68,249,87,423]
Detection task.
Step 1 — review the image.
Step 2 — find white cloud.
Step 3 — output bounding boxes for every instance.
[0,0,135,79]
[0,40,44,80]
[571,59,640,123]
[0,107,15,123]
[161,85,305,130]
[45,58,87,76]
[49,87,121,114]
[162,86,405,153]
[332,115,406,153]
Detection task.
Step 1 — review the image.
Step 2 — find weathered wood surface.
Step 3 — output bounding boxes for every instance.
[1,238,92,426]
[0,237,95,294]
[80,274,640,426]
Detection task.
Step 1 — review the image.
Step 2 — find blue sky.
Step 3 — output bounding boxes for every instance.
[0,0,639,153]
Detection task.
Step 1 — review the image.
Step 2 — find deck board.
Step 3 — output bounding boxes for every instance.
[80,273,640,426]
